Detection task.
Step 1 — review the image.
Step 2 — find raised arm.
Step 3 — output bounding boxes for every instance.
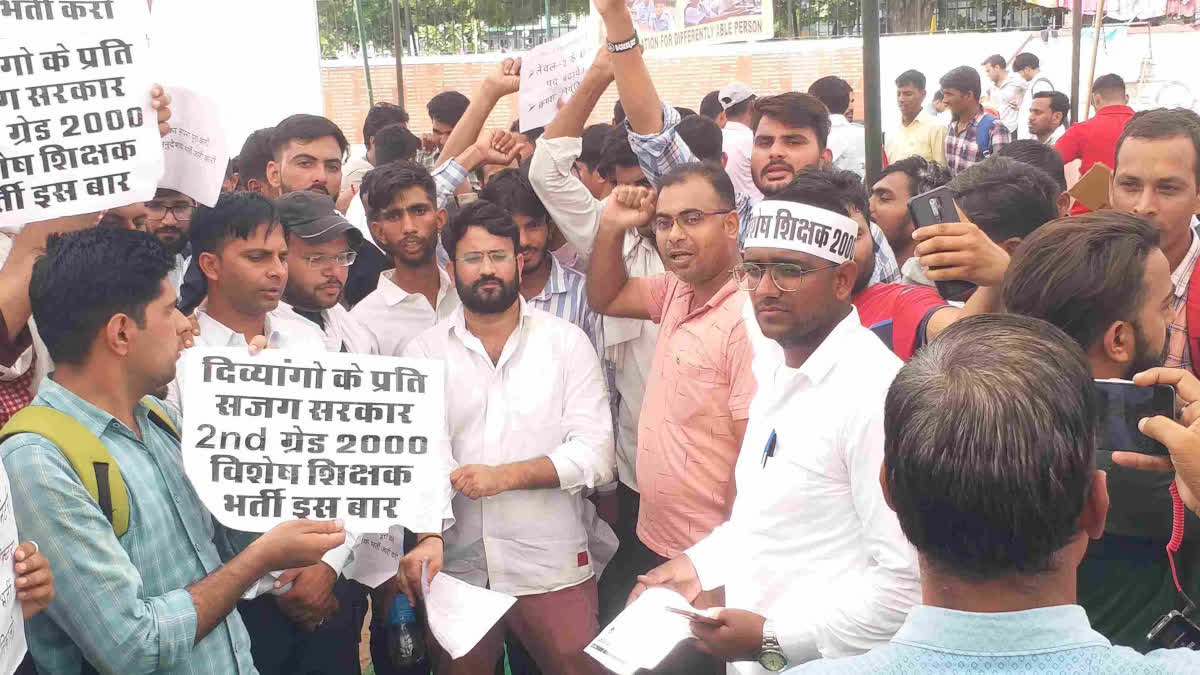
[595,0,665,135]
[587,186,658,320]
[435,58,521,168]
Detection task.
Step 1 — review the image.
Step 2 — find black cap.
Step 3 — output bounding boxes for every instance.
[276,191,363,247]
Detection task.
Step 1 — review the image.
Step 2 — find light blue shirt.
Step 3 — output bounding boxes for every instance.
[791,604,1200,673]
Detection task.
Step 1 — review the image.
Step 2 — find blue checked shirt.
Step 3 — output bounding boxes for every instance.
[528,255,603,357]
[1,378,257,675]
[627,103,902,285]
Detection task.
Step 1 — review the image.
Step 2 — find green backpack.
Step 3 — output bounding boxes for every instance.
[0,398,180,537]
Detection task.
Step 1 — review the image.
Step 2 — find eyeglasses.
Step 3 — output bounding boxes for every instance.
[144,203,195,221]
[731,262,839,292]
[301,251,357,269]
[458,250,513,266]
[651,209,731,232]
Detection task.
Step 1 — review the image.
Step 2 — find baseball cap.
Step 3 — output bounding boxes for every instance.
[276,191,362,247]
[718,82,756,111]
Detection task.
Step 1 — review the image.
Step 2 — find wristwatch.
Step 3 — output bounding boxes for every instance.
[757,620,788,672]
[606,32,640,54]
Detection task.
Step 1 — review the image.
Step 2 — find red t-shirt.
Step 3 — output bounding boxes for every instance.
[1055,105,1135,215]
[853,283,949,361]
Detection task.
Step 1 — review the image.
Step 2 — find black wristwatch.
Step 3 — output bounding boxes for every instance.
[607,32,640,54]
[757,620,788,672]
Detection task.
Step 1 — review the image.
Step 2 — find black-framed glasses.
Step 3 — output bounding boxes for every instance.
[651,209,731,232]
[301,251,357,269]
[144,203,195,221]
[732,262,839,292]
[458,250,513,266]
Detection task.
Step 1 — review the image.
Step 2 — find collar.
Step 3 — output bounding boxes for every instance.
[178,242,192,260]
[449,296,532,357]
[725,120,752,133]
[901,109,931,128]
[678,276,741,321]
[36,377,154,439]
[892,605,1110,655]
[1171,227,1200,299]
[377,266,453,308]
[531,256,571,302]
[791,308,860,386]
[194,306,281,346]
[829,114,850,127]
[1096,105,1134,117]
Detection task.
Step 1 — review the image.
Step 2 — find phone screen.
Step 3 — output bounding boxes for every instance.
[1094,379,1175,456]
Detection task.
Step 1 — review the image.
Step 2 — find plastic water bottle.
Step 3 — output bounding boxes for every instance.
[387,593,427,667]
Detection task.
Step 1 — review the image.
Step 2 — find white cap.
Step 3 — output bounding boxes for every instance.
[718,82,755,111]
[743,200,858,264]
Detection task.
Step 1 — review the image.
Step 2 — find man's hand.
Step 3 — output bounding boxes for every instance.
[14,542,53,620]
[601,186,657,232]
[628,554,701,605]
[396,535,444,605]
[472,129,521,167]
[450,464,512,499]
[252,519,345,572]
[912,220,1010,287]
[593,0,630,18]
[274,563,339,631]
[151,84,172,137]
[335,183,358,214]
[481,58,521,101]
[1112,368,1200,514]
[591,45,615,82]
[690,608,766,661]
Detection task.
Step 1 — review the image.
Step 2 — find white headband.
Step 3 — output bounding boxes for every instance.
[743,200,859,264]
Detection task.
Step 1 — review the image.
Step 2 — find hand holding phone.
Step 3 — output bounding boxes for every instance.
[1095,378,1176,456]
[907,186,976,302]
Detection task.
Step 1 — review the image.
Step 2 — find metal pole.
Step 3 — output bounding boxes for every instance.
[863,0,883,184]
[391,0,405,106]
[402,0,415,56]
[352,0,374,106]
[1082,0,1107,121]
[787,0,795,37]
[544,0,552,38]
[1070,0,1082,123]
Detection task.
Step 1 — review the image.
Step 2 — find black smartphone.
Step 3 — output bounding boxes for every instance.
[907,186,975,302]
[1094,379,1176,456]
[1148,610,1200,650]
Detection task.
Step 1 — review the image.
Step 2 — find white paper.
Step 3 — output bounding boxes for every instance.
[0,468,27,674]
[0,0,164,225]
[180,347,448,533]
[590,0,774,52]
[157,85,226,207]
[424,571,515,660]
[343,525,405,589]
[517,20,596,133]
[585,587,698,675]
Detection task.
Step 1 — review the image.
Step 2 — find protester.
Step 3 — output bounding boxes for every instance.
[1056,74,1133,214]
[808,75,865,178]
[373,123,422,165]
[1028,90,1070,146]
[235,128,280,197]
[631,181,920,673]
[417,90,471,169]
[981,54,1026,133]
[795,314,1200,672]
[1,226,344,674]
[1110,108,1200,377]
[700,90,724,123]
[143,188,197,292]
[1012,52,1055,135]
[266,114,348,200]
[931,89,951,125]
[868,156,952,269]
[344,102,410,188]
[940,65,1011,175]
[885,70,947,165]
[996,139,1071,216]
[396,199,614,674]
[718,81,761,199]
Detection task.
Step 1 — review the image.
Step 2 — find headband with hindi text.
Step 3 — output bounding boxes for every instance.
[744,200,859,264]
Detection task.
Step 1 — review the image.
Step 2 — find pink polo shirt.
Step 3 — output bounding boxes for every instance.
[636,273,756,558]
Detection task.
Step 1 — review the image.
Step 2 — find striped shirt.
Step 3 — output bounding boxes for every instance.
[1165,226,1200,373]
[527,256,601,354]
[1,379,257,675]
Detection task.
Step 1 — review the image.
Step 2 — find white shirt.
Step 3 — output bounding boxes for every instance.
[272,303,379,354]
[167,252,190,293]
[349,267,460,357]
[827,114,866,178]
[343,154,373,189]
[403,301,615,596]
[722,121,761,201]
[987,76,1027,132]
[529,136,665,492]
[688,306,921,672]
[1041,124,1066,147]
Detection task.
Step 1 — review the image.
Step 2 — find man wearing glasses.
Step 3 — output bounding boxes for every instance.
[588,161,754,671]
[142,188,197,292]
[629,183,921,674]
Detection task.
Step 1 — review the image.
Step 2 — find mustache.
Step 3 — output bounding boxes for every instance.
[306,185,330,195]
[761,160,795,178]
[471,275,504,291]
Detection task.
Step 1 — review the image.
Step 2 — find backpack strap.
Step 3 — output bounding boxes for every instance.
[141,397,180,441]
[0,407,129,537]
[976,114,997,157]
[1186,258,1200,376]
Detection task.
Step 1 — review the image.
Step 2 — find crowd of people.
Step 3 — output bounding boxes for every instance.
[3,1,1200,674]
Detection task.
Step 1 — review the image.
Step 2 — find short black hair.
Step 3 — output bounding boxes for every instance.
[1004,211,1161,352]
[597,125,640,181]
[884,314,1098,580]
[1092,73,1126,100]
[363,102,409,144]
[1032,90,1072,128]
[1116,107,1200,185]
[940,66,982,101]
[362,160,437,221]
[441,199,519,260]
[675,106,697,119]
[753,93,833,149]
[613,100,626,125]
[1012,52,1040,72]
[373,123,421,166]
[982,54,1006,69]
[998,139,1067,192]
[659,162,735,211]
[877,156,952,201]
[726,96,756,119]
[933,89,945,102]
[236,128,275,185]
[30,228,173,366]
[676,114,723,164]
[479,167,548,223]
[427,91,470,127]
[808,76,852,116]
[700,90,723,119]
[579,123,613,172]
[948,156,1060,242]
[270,114,349,160]
[895,69,926,91]
[225,157,237,181]
[770,169,854,217]
[190,191,279,256]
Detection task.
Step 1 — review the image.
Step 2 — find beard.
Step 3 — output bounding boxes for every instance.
[458,273,520,315]
[285,279,343,312]
[388,234,437,268]
[1124,321,1168,379]
[520,246,546,274]
[153,227,188,256]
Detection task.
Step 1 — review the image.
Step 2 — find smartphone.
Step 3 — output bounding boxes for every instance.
[665,606,722,626]
[1094,379,1176,456]
[1148,610,1200,650]
[907,186,976,302]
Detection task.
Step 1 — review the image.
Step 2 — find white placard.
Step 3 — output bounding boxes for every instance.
[181,347,447,534]
[0,469,26,675]
[0,0,164,225]
[424,571,515,660]
[517,20,596,133]
[591,0,774,52]
[158,85,225,207]
[585,587,698,675]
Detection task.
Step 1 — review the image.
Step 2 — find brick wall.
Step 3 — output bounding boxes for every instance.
[322,45,866,144]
